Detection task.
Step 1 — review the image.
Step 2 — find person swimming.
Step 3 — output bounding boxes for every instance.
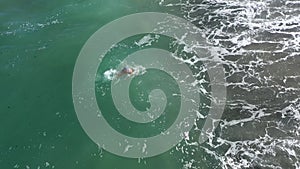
[116,67,134,77]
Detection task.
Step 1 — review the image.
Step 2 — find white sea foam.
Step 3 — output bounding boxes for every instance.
[159,0,300,168]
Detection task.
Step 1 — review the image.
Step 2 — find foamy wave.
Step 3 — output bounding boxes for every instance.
[159,0,300,168]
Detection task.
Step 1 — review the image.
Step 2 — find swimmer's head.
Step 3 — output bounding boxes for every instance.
[122,67,134,74]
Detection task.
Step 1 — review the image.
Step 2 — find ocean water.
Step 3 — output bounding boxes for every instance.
[1,0,300,169]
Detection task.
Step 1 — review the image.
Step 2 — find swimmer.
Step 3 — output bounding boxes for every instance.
[116,67,134,77]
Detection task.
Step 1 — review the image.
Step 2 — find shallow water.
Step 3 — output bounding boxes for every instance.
[1,0,300,169]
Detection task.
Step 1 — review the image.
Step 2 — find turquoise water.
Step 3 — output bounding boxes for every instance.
[0,0,217,169]
[2,0,300,168]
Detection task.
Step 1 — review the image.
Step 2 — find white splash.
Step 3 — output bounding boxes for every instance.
[135,34,160,47]
[103,69,117,80]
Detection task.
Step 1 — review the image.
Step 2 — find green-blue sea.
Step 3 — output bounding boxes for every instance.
[1,0,300,169]
[0,1,215,169]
